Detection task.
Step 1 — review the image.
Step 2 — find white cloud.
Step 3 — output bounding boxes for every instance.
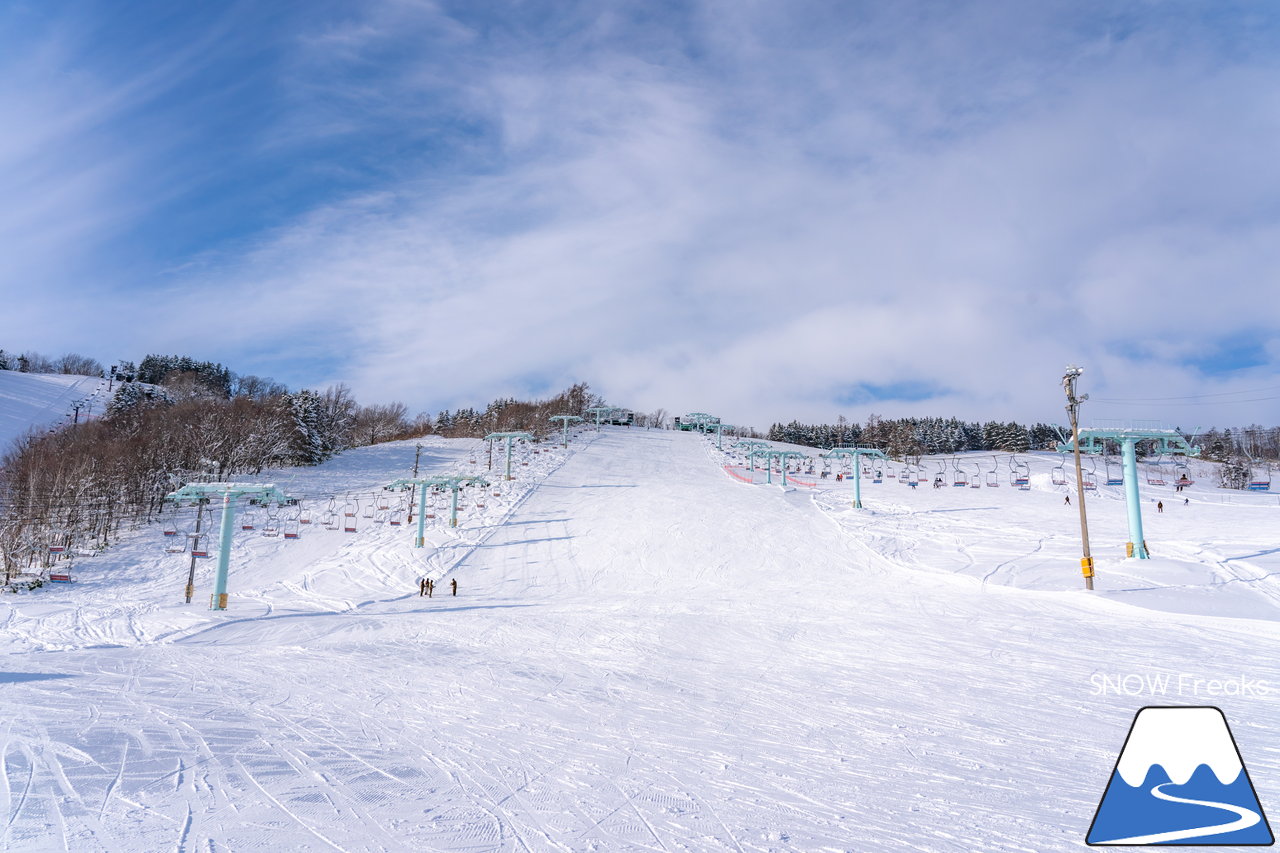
[8,1,1280,430]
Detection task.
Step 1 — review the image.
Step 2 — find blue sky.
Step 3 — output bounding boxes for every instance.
[3,0,1280,428]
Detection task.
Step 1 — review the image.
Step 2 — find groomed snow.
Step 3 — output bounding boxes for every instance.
[1,427,1277,851]
[0,370,109,453]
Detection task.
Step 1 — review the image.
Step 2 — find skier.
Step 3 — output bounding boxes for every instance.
[1064,495,1070,505]
[450,578,458,596]
[426,578,434,598]
[419,577,427,597]
[1157,501,1164,513]
[1184,497,1189,506]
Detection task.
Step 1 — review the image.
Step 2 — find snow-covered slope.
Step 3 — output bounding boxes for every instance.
[0,427,1276,851]
[0,369,109,452]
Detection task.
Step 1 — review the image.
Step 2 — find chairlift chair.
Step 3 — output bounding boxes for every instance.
[952,459,968,487]
[1105,456,1124,486]
[1051,457,1068,486]
[165,534,188,554]
[970,463,982,488]
[240,509,257,531]
[1248,461,1272,491]
[1146,453,1167,486]
[1083,457,1097,490]
[986,456,1000,487]
[262,506,281,537]
[299,508,313,525]
[283,518,301,540]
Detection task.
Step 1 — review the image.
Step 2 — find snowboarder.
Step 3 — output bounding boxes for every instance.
[1184,497,1189,506]
[1157,501,1164,513]
[450,578,458,596]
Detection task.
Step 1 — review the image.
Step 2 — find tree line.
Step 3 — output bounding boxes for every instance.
[766,414,1280,464]
[0,349,604,580]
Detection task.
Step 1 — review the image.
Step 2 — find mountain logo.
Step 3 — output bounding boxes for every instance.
[1087,706,1274,846]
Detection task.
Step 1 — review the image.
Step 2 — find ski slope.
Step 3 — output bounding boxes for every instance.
[0,370,109,453]
[1,428,1277,851]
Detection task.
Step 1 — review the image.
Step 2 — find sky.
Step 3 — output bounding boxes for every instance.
[3,0,1280,431]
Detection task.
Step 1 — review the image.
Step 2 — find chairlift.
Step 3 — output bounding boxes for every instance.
[1105,455,1124,486]
[1009,456,1030,488]
[952,458,968,488]
[1248,460,1272,492]
[262,506,280,537]
[165,534,188,554]
[299,508,313,525]
[363,502,375,519]
[1174,458,1194,488]
[1082,457,1097,490]
[283,515,301,539]
[1051,456,1068,486]
[970,463,982,488]
[240,508,257,531]
[1146,453,1167,486]
[986,456,1000,488]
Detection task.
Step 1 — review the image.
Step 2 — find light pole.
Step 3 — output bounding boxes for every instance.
[1063,366,1094,590]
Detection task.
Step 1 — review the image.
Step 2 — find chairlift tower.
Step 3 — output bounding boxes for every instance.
[706,422,735,450]
[387,474,490,540]
[164,482,294,610]
[484,431,535,480]
[584,407,619,431]
[732,440,770,470]
[549,414,584,447]
[747,449,810,486]
[1058,424,1200,561]
[821,447,888,509]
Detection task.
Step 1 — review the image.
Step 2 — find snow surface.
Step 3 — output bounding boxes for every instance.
[0,370,109,453]
[1,426,1278,851]
[1115,707,1241,786]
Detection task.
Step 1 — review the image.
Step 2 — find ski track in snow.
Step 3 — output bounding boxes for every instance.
[0,429,1277,850]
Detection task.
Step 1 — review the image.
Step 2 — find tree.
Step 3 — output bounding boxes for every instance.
[56,353,105,377]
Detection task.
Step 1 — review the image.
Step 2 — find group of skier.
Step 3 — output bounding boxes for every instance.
[418,577,458,598]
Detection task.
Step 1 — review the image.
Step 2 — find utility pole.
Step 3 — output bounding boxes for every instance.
[408,444,422,523]
[185,500,206,603]
[1063,365,1094,590]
